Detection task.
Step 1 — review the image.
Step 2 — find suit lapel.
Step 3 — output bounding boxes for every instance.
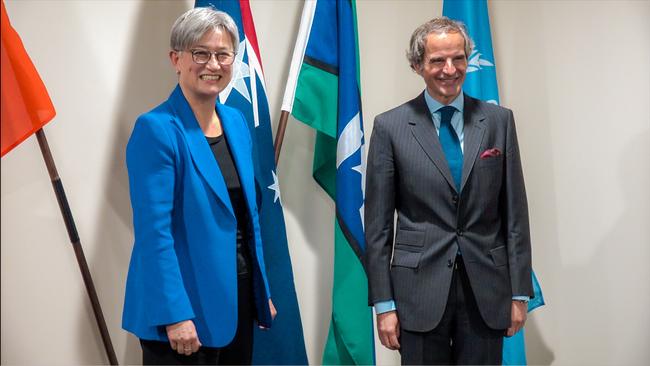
[168,85,234,217]
[409,93,458,191]
[460,95,486,192]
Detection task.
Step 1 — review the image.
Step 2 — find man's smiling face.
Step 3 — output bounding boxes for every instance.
[416,31,467,105]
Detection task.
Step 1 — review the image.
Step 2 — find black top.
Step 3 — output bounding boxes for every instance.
[206,134,253,277]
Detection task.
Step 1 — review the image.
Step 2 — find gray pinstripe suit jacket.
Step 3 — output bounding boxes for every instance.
[364,92,533,332]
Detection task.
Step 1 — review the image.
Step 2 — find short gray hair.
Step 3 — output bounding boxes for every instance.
[406,17,474,70]
[170,7,239,52]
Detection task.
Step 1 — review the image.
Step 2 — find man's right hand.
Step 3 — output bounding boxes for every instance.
[166,320,202,356]
[377,311,400,350]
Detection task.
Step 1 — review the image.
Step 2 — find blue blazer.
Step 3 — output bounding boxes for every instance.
[122,85,272,347]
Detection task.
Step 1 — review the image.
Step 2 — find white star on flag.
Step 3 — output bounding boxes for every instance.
[352,162,366,230]
[220,40,251,104]
[337,112,366,229]
[267,170,282,204]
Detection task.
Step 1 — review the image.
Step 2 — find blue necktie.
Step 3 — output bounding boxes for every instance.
[438,106,463,191]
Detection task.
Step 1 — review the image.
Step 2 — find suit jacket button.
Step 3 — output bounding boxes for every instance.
[456,229,464,236]
[447,259,453,268]
[452,194,458,204]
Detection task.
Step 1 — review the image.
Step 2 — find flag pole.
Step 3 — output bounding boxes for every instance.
[273,110,290,166]
[34,129,118,365]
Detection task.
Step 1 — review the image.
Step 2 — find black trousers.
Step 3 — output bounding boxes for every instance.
[400,257,504,365]
[141,274,254,365]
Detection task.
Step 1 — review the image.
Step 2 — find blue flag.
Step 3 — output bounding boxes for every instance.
[442,0,546,364]
[195,1,308,364]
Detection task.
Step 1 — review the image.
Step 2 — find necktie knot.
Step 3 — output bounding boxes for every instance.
[438,106,456,125]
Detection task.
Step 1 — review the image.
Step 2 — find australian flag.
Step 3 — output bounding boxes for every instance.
[195,1,308,364]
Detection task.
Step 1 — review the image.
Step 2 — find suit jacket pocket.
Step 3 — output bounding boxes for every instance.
[395,229,425,248]
[476,154,504,168]
[391,248,422,269]
[489,245,508,267]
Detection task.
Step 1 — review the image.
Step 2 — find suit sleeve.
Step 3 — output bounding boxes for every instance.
[126,116,195,326]
[364,117,396,305]
[503,110,534,298]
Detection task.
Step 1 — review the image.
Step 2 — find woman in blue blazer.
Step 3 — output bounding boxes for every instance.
[122,7,275,365]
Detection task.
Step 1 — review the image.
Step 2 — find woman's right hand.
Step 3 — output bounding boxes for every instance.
[166,320,202,355]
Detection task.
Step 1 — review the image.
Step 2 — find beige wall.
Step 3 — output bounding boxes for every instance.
[2,0,649,364]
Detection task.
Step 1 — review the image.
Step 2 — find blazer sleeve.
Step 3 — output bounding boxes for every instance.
[503,110,534,298]
[126,115,195,326]
[364,116,396,305]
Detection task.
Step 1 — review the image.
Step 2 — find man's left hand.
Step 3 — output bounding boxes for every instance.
[506,300,527,337]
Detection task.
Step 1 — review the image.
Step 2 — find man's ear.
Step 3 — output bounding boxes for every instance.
[411,63,423,76]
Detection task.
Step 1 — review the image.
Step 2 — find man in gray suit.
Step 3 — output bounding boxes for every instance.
[365,17,534,365]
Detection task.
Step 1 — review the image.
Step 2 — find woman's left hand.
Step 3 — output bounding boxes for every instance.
[269,298,277,320]
[258,299,277,330]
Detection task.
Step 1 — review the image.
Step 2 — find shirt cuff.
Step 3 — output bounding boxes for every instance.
[374,300,396,314]
[512,296,530,302]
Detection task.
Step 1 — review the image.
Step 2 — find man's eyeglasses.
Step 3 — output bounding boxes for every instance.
[187,49,236,65]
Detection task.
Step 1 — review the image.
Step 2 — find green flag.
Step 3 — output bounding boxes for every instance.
[281,0,374,364]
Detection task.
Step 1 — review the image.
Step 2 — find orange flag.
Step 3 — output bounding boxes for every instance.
[1,0,55,157]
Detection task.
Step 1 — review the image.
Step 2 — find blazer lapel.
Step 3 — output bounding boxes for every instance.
[460,95,486,192]
[168,85,234,217]
[219,104,256,215]
[409,93,458,191]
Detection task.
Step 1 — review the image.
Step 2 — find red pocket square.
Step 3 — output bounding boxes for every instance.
[480,148,502,159]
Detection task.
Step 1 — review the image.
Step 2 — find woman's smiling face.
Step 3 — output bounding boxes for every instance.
[172,29,235,102]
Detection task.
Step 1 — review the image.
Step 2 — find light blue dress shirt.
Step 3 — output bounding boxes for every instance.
[373,90,527,315]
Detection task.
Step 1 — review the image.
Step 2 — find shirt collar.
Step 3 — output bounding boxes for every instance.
[423,89,464,116]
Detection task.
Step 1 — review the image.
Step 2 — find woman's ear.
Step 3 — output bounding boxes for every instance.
[169,50,181,74]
